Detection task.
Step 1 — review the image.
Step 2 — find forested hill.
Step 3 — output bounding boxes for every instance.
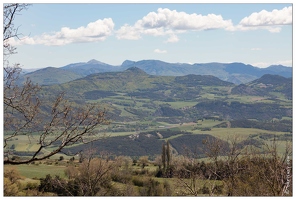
[44,67,235,96]
[231,74,292,99]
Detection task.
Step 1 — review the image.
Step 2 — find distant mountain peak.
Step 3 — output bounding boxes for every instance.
[121,60,136,67]
[251,74,290,85]
[267,65,292,71]
[87,59,107,65]
[125,67,147,75]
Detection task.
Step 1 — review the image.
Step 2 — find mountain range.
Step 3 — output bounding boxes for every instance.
[19,59,292,85]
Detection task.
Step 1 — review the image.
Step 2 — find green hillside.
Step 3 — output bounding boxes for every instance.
[38,68,291,121]
[43,67,234,99]
[231,74,292,99]
[18,67,83,85]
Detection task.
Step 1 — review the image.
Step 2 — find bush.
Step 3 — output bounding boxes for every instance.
[26,182,39,190]
[111,172,132,184]
[200,185,210,194]
[132,177,144,187]
[213,185,224,195]
[142,178,163,196]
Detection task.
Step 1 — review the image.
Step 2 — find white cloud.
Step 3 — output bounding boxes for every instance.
[240,6,292,26]
[9,18,115,46]
[154,49,167,53]
[140,8,233,31]
[116,24,141,40]
[9,6,293,47]
[252,59,292,68]
[116,8,233,41]
[251,62,270,68]
[275,59,292,67]
[165,34,179,43]
[234,6,292,32]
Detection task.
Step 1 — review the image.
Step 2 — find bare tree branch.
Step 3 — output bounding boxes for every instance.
[3,4,110,165]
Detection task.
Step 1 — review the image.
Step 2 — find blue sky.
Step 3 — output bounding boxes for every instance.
[5,2,293,69]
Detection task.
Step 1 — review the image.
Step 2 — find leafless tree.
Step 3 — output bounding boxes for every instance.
[174,138,223,196]
[58,150,118,196]
[3,3,109,165]
[257,138,292,196]
[3,3,30,60]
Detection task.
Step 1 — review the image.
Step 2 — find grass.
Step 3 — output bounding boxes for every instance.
[229,95,269,103]
[164,134,184,140]
[281,116,292,120]
[166,101,198,109]
[4,164,67,179]
[14,144,29,151]
[192,127,289,141]
[112,104,137,117]
[108,131,139,137]
[196,120,225,128]
[200,93,216,99]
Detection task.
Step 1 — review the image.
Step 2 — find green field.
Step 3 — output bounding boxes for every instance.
[193,127,287,140]
[4,164,67,179]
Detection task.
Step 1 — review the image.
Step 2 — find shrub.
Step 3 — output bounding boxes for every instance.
[26,182,39,190]
[111,171,132,184]
[132,177,144,187]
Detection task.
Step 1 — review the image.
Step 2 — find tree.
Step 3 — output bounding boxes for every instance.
[73,157,115,196]
[159,140,174,178]
[3,4,109,165]
[161,140,171,170]
[162,143,166,170]
[138,156,149,169]
[40,156,117,196]
[3,4,30,60]
[174,136,230,196]
[166,140,171,168]
[255,138,292,196]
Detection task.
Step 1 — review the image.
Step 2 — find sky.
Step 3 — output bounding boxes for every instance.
[4,1,293,69]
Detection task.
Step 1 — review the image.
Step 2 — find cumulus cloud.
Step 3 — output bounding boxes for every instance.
[116,8,233,41]
[235,6,292,32]
[116,6,292,41]
[9,18,114,46]
[154,49,167,53]
[116,24,141,40]
[9,6,292,47]
[140,8,233,30]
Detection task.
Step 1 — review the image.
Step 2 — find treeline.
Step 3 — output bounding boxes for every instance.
[66,131,215,158]
[175,74,234,87]
[194,100,291,121]
[158,105,185,117]
[64,131,273,159]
